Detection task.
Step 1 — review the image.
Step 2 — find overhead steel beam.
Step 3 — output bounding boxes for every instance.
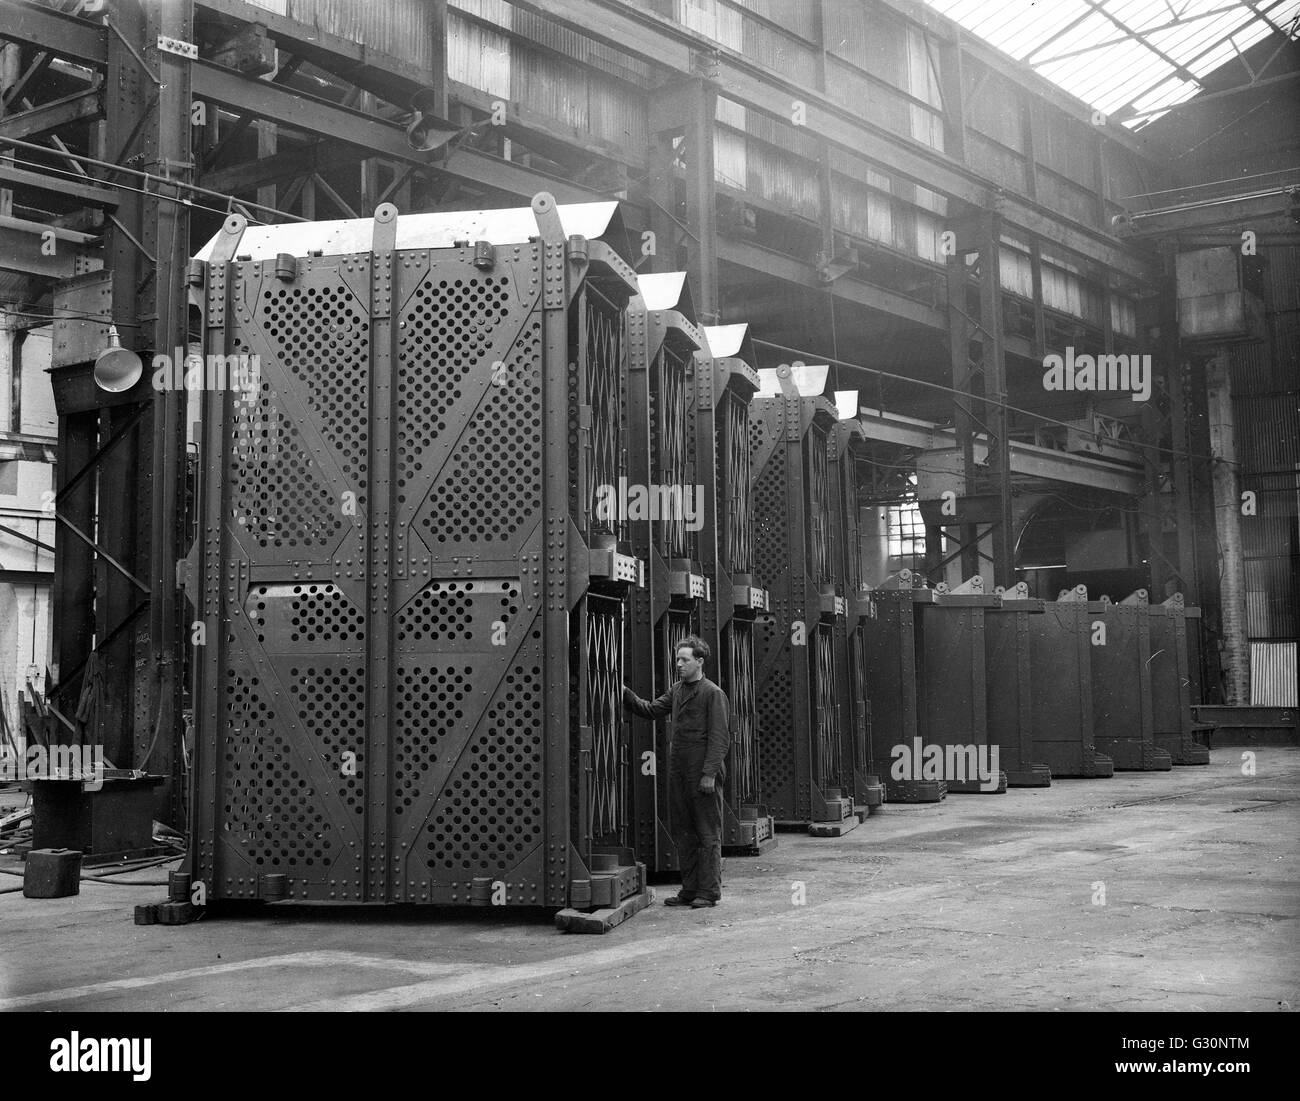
[191,59,611,205]
[0,162,118,208]
[1115,186,1300,237]
[0,1,107,68]
[858,407,1143,494]
[0,568,51,586]
[0,88,101,141]
[719,238,946,330]
[195,0,429,106]
[508,0,1158,282]
[0,222,96,277]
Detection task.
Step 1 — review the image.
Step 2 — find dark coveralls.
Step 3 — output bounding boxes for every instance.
[623,677,730,901]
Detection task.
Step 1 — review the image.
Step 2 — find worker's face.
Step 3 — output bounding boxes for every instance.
[676,646,703,682]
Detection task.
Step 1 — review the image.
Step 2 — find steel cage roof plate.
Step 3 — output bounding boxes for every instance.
[636,270,694,316]
[194,200,627,261]
[703,323,751,360]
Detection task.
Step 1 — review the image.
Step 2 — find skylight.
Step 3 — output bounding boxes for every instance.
[922,0,1300,127]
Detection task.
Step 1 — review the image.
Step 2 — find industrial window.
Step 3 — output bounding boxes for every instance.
[887,498,926,559]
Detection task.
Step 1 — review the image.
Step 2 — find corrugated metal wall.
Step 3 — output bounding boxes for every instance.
[446,0,650,148]
[287,0,439,70]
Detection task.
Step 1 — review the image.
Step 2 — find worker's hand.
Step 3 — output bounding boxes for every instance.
[698,775,716,794]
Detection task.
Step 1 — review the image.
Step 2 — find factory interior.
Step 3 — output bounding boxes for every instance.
[0,0,1296,1029]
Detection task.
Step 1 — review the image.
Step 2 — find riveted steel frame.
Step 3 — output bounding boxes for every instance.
[750,387,852,825]
[190,204,644,909]
[862,584,946,803]
[1024,590,1113,779]
[1147,595,1210,766]
[831,423,882,814]
[1087,591,1172,772]
[983,590,1053,787]
[625,289,709,873]
[695,344,772,852]
[917,584,1006,794]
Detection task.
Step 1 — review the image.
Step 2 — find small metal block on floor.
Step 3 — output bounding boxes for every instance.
[1007,765,1053,787]
[808,814,860,837]
[554,886,655,933]
[23,848,82,898]
[156,901,196,925]
[134,904,158,925]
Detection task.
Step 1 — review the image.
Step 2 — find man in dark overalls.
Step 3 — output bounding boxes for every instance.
[623,635,730,908]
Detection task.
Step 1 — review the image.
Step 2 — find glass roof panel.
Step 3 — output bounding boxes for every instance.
[923,0,1300,127]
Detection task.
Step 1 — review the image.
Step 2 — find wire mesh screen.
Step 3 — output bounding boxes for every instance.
[722,392,753,575]
[814,624,841,789]
[809,424,833,584]
[585,284,623,540]
[662,612,692,689]
[730,619,759,801]
[587,596,626,844]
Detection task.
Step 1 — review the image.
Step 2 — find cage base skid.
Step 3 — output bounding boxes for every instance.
[854,776,885,815]
[1099,740,1174,771]
[723,811,777,856]
[808,815,861,837]
[1006,765,1053,787]
[555,886,655,934]
[945,771,1009,795]
[1034,750,1114,779]
[1156,735,1211,765]
[883,779,947,803]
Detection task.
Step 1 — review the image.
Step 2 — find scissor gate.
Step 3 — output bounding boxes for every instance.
[700,324,774,855]
[188,197,650,914]
[624,273,713,873]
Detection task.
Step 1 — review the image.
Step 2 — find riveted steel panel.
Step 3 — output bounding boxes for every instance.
[750,395,845,822]
[192,210,641,909]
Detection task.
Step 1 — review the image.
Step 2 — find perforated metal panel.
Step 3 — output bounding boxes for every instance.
[192,222,639,908]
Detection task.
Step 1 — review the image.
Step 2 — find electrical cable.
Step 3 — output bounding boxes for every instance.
[751,336,1242,470]
[0,135,307,223]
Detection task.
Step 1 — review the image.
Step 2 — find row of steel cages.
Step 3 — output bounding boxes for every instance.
[182,196,785,909]
[747,371,882,832]
[863,573,1210,803]
[621,274,776,869]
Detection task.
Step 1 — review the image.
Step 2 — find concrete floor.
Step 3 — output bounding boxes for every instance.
[1,747,1296,1012]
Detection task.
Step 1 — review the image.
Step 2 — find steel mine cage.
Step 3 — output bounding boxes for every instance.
[1147,595,1210,766]
[700,324,774,855]
[1087,590,1173,772]
[861,572,947,803]
[1025,587,1113,779]
[916,576,1008,794]
[624,273,713,874]
[983,583,1053,787]
[188,197,650,913]
[832,420,884,816]
[750,366,857,832]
